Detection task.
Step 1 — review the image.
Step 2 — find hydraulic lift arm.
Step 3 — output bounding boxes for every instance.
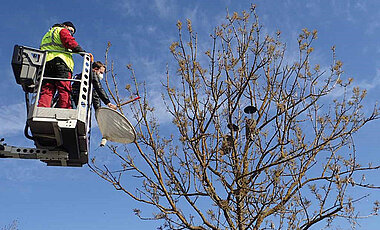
[0,139,69,166]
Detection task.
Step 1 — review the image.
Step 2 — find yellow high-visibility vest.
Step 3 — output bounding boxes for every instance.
[40,26,74,72]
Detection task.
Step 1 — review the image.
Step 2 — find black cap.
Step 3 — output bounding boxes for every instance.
[62,21,76,34]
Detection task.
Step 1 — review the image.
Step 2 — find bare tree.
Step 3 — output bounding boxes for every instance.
[90,4,380,230]
[1,220,18,230]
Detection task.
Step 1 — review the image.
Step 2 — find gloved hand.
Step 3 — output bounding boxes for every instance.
[107,103,117,110]
[72,45,85,56]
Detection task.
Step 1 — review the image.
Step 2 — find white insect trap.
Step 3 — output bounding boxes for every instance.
[96,107,136,146]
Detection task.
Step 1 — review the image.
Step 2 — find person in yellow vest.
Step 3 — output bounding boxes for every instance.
[38,21,87,108]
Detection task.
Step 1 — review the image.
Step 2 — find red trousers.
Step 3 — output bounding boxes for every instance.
[38,73,72,108]
[38,58,73,109]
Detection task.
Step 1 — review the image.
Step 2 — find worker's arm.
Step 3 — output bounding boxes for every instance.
[91,72,116,109]
[59,28,85,52]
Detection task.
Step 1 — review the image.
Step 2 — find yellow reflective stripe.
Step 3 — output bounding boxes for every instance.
[40,42,61,48]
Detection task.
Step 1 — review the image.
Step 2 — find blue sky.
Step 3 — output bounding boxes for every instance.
[1,0,380,229]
